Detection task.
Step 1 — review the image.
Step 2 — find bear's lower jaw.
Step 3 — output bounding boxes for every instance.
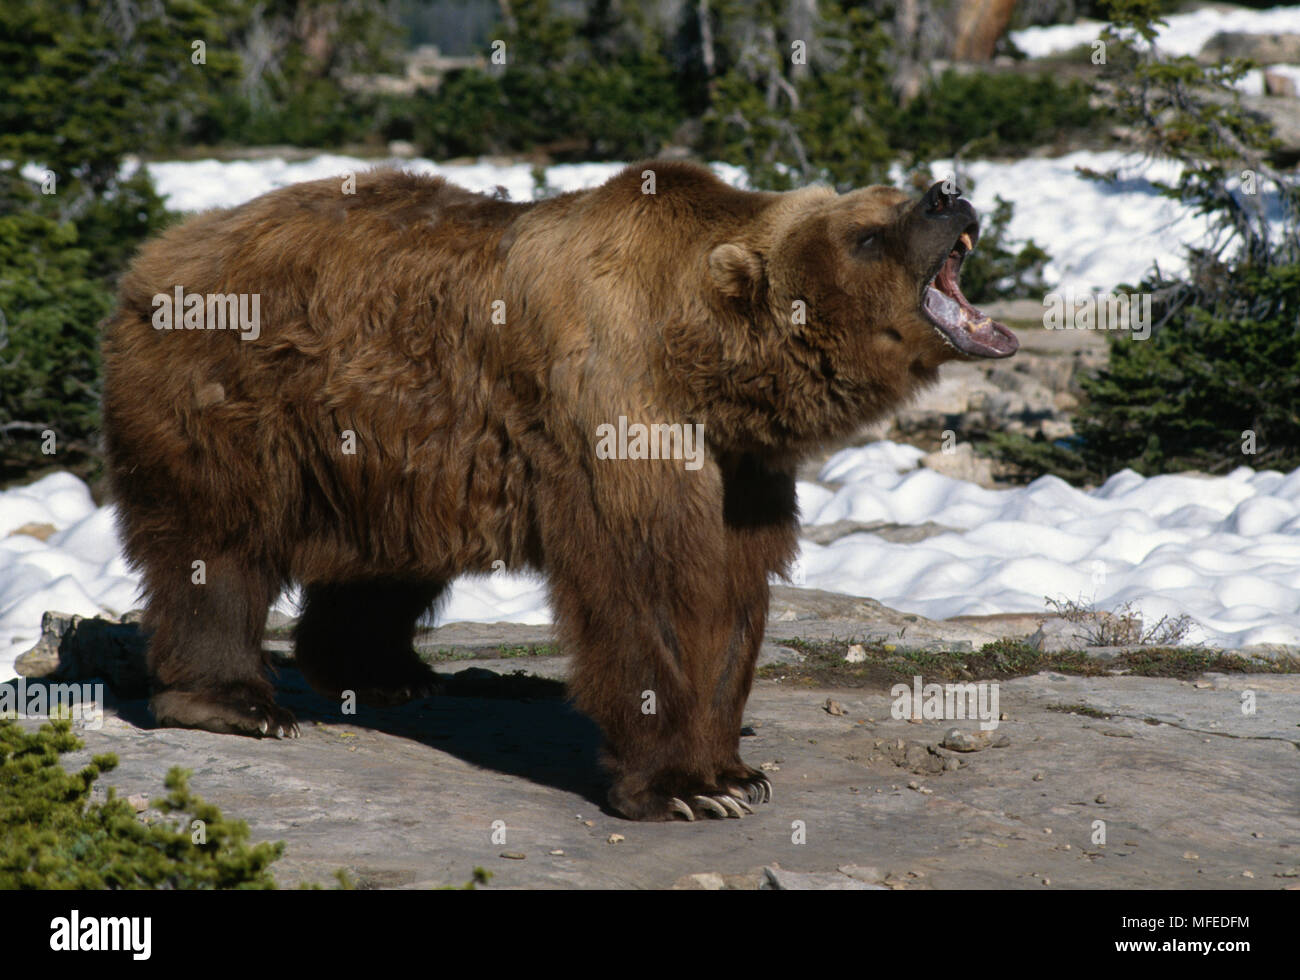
[920,242,1019,359]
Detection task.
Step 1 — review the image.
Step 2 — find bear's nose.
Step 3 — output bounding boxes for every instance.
[921,182,964,214]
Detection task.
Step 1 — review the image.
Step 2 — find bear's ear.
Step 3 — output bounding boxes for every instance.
[709,243,763,299]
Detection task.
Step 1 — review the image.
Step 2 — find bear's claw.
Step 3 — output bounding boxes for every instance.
[668,797,696,821]
[258,717,301,739]
[664,794,751,820]
[661,774,773,820]
[727,775,772,806]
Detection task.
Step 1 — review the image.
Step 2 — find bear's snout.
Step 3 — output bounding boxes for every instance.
[901,184,979,281]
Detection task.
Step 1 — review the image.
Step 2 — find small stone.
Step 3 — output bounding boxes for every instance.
[1193,680,1212,689]
[838,864,886,884]
[676,872,726,890]
[1043,828,1052,835]
[126,794,150,813]
[500,851,526,860]
[548,849,564,856]
[844,643,867,663]
[1242,870,1255,878]
[763,867,887,890]
[607,834,625,844]
[1183,851,1199,861]
[1032,772,1044,781]
[941,729,992,752]
[1095,793,1107,804]
[1042,878,1051,886]
[583,820,594,827]
[907,780,920,790]
[824,698,846,716]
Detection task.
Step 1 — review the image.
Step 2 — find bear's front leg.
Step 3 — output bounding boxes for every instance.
[542,462,785,820]
[558,581,773,821]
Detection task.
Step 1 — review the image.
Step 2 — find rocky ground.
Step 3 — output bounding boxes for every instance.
[10,583,1298,890]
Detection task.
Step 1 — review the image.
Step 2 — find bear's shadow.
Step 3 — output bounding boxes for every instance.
[282,666,608,806]
[4,669,610,812]
[236,668,609,808]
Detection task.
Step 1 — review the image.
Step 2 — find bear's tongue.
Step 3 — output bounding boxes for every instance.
[923,250,1019,359]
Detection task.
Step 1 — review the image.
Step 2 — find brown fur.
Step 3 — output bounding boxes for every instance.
[101,161,968,819]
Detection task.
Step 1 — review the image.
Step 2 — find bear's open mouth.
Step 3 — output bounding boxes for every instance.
[921,226,1019,359]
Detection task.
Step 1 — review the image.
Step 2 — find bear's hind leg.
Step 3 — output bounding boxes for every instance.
[145,554,296,737]
[293,578,445,706]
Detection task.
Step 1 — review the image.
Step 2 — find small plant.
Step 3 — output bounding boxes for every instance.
[0,718,282,889]
[1046,595,1195,647]
[895,69,1105,161]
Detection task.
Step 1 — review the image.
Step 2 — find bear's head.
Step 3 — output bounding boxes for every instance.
[708,178,1018,384]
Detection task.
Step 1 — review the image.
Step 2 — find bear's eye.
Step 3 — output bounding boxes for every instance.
[856,230,879,251]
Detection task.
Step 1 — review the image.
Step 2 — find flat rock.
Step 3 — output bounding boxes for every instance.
[10,665,1297,889]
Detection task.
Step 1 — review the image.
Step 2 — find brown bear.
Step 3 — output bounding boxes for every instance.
[101,161,1016,821]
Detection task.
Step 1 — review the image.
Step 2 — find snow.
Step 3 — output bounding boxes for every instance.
[792,444,1300,649]
[132,148,1249,295]
[4,449,1298,680]
[1010,5,1300,59]
[138,155,748,214]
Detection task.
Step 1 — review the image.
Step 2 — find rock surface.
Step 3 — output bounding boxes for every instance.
[8,612,1297,889]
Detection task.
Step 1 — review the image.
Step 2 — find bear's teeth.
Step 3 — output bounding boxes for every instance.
[959,231,973,252]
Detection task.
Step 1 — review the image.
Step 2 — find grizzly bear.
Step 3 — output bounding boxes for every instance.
[101,162,1016,821]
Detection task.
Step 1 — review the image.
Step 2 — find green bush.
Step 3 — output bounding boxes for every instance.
[412,0,684,161]
[1078,263,1300,475]
[0,170,173,483]
[0,178,113,478]
[0,0,239,191]
[956,194,1051,303]
[894,69,1105,160]
[988,261,1300,481]
[0,719,282,888]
